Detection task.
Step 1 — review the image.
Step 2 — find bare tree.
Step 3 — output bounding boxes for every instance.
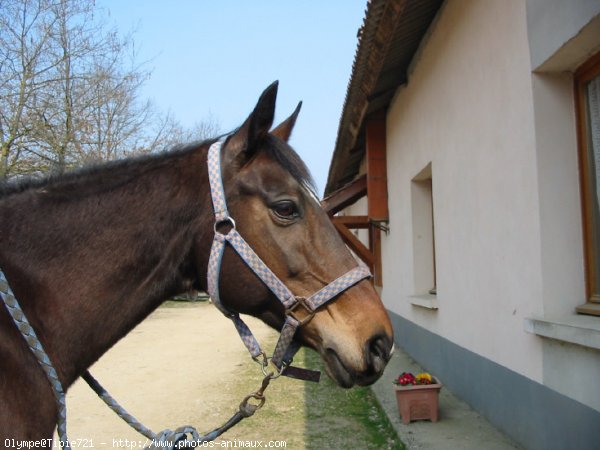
[0,0,58,177]
[163,113,222,149]
[0,0,205,179]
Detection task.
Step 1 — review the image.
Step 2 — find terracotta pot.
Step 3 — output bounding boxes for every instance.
[394,378,442,424]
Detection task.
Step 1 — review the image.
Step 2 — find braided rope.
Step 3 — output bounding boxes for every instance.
[0,272,71,450]
[0,270,250,449]
[83,372,208,449]
[82,372,156,440]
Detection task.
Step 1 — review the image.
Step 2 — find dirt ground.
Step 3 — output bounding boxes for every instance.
[58,301,402,450]
[61,301,293,448]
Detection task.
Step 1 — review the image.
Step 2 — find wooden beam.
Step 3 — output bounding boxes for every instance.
[321,175,367,216]
[333,221,374,269]
[331,215,370,229]
[366,114,388,221]
[370,227,383,287]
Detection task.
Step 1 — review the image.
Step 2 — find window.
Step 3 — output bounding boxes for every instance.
[411,163,437,296]
[575,51,600,316]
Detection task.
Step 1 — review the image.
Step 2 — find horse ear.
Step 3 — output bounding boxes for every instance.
[227,81,278,157]
[271,101,302,142]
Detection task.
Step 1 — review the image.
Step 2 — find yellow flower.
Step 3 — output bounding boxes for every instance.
[415,373,432,384]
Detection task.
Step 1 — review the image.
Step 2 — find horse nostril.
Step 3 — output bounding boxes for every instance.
[366,334,392,374]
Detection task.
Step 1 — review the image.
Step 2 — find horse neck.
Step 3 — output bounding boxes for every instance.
[0,145,214,387]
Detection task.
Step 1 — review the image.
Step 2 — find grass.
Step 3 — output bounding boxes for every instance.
[302,348,404,450]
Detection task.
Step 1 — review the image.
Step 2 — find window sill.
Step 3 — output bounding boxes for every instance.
[576,302,600,316]
[524,314,600,350]
[410,294,438,310]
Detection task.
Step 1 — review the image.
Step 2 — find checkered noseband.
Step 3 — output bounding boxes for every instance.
[206,140,371,378]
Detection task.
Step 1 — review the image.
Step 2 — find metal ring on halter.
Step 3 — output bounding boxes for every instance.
[252,351,269,368]
[213,216,236,235]
[260,358,288,379]
[285,297,315,326]
[253,352,285,379]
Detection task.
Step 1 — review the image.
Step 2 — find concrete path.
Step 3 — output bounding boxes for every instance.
[372,345,521,450]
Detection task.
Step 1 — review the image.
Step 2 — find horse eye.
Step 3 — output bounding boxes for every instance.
[272,201,298,219]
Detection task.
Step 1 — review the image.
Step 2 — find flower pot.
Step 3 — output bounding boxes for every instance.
[394,378,442,424]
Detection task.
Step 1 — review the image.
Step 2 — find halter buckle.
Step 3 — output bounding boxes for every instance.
[286,297,315,326]
[213,216,236,235]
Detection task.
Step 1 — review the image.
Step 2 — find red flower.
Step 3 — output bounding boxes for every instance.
[394,372,417,386]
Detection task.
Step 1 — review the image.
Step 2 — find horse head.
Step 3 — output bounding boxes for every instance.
[203,82,393,388]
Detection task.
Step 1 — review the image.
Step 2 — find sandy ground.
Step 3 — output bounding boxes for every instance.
[60,302,280,448]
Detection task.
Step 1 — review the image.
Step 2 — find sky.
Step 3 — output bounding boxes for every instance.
[95,0,367,195]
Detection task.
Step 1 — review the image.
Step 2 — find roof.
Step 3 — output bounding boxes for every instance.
[325,0,444,196]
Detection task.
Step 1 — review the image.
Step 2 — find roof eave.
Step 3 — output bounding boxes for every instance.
[326,0,407,196]
[325,0,444,196]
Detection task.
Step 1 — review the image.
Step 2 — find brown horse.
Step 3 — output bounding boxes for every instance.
[0,82,393,441]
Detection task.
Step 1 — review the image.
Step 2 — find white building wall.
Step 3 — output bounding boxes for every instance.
[381,0,545,381]
[527,2,600,410]
[526,0,600,71]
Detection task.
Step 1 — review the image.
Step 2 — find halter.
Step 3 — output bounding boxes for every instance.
[206,139,371,376]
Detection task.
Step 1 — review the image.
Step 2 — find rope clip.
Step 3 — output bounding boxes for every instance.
[239,373,273,417]
[254,352,287,379]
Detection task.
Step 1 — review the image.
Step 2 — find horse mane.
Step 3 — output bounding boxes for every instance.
[0,133,317,201]
[0,140,216,200]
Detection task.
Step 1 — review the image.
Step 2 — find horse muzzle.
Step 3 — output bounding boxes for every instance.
[322,333,394,388]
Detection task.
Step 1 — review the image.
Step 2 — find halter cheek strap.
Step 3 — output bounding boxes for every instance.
[206,140,371,377]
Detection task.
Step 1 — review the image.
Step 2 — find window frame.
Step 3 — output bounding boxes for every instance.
[411,163,437,296]
[575,50,600,312]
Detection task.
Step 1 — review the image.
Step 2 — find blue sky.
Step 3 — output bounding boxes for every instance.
[96,1,366,195]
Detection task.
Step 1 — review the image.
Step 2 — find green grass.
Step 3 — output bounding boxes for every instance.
[302,348,404,450]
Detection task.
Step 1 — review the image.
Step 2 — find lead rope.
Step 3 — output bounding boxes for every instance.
[1,268,276,449]
[82,370,273,449]
[0,272,71,450]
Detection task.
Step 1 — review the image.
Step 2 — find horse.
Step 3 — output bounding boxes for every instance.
[0,82,393,442]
